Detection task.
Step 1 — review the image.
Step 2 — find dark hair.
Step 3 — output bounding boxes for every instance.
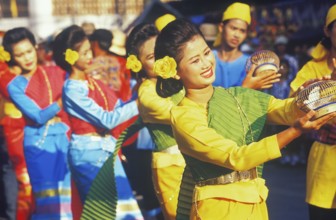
[2,27,36,66]
[154,18,204,98]
[52,25,87,72]
[222,19,250,29]
[89,29,113,52]
[321,20,336,49]
[126,23,159,79]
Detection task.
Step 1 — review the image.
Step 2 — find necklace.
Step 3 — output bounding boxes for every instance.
[87,77,95,91]
[40,67,53,104]
[225,89,254,144]
[37,67,53,147]
[87,77,108,110]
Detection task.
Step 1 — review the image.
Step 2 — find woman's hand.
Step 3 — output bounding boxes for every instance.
[242,64,281,90]
[293,110,336,133]
[277,109,336,150]
[290,75,332,97]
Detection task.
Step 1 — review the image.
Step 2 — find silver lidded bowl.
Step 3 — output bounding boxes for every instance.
[245,50,280,76]
[295,80,336,119]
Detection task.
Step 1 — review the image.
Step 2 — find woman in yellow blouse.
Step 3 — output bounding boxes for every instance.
[290,4,336,220]
[125,23,186,219]
[153,18,335,219]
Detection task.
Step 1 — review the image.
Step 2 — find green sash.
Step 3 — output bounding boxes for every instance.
[176,87,270,220]
[81,118,144,220]
[81,88,185,219]
[183,86,271,182]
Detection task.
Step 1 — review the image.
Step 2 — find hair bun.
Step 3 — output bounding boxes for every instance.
[246,50,280,76]
[295,80,336,119]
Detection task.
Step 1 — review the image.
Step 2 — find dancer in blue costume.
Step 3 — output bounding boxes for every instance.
[3,27,72,219]
[53,25,143,220]
[212,2,280,89]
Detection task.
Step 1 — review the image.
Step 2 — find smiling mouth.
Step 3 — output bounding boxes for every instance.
[201,68,213,78]
[25,62,33,67]
[231,40,239,44]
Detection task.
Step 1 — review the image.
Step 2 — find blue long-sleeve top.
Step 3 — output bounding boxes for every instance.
[62,79,138,131]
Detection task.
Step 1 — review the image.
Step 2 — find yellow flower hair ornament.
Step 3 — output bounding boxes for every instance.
[126,54,142,73]
[153,56,177,79]
[0,46,11,62]
[64,49,79,65]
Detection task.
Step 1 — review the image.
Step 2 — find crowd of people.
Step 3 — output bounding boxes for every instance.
[0,1,335,220]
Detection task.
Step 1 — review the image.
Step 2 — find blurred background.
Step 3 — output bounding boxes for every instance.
[0,1,334,220]
[0,0,332,49]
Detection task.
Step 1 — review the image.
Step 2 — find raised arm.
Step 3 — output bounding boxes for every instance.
[171,104,281,171]
[138,79,183,124]
[266,96,302,126]
[63,79,138,130]
[171,101,336,171]
[7,76,60,125]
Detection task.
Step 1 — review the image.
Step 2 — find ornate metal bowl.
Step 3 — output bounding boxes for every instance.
[295,80,336,119]
[245,50,280,76]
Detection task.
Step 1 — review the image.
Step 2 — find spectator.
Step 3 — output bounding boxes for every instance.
[212,2,280,89]
[88,28,132,102]
[274,34,299,83]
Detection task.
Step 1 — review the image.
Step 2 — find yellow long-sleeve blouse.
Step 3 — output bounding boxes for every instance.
[138,79,185,124]
[170,95,299,203]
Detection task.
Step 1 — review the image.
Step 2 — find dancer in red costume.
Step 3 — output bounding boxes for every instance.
[0,60,34,220]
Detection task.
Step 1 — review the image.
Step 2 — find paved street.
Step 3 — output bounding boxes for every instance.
[263,159,309,220]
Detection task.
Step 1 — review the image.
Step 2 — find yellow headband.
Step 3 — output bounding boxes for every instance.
[155,14,176,31]
[311,4,336,60]
[213,2,251,47]
[222,2,251,24]
[326,4,336,27]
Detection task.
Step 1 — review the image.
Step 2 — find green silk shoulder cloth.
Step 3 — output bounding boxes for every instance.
[81,119,144,219]
[146,123,176,151]
[81,88,186,218]
[183,86,271,181]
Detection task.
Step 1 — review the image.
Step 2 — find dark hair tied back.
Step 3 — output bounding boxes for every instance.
[156,77,183,98]
[52,25,87,73]
[154,18,204,98]
[126,23,159,80]
[2,27,36,66]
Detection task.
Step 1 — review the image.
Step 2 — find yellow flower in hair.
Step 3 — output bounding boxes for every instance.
[153,56,177,79]
[0,46,11,62]
[64,49,79,65]
[126,54,142,73]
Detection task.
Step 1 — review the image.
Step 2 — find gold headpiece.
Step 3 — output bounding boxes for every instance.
[155,14,176,31]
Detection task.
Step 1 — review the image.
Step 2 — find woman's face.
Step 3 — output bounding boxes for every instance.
[220,19,248,49]
[74,39,93,71]
[178,35,215,90]
[11,39,37,73]
[139,36,157,78]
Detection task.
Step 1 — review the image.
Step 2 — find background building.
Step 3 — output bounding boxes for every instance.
[0,0,149,40]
